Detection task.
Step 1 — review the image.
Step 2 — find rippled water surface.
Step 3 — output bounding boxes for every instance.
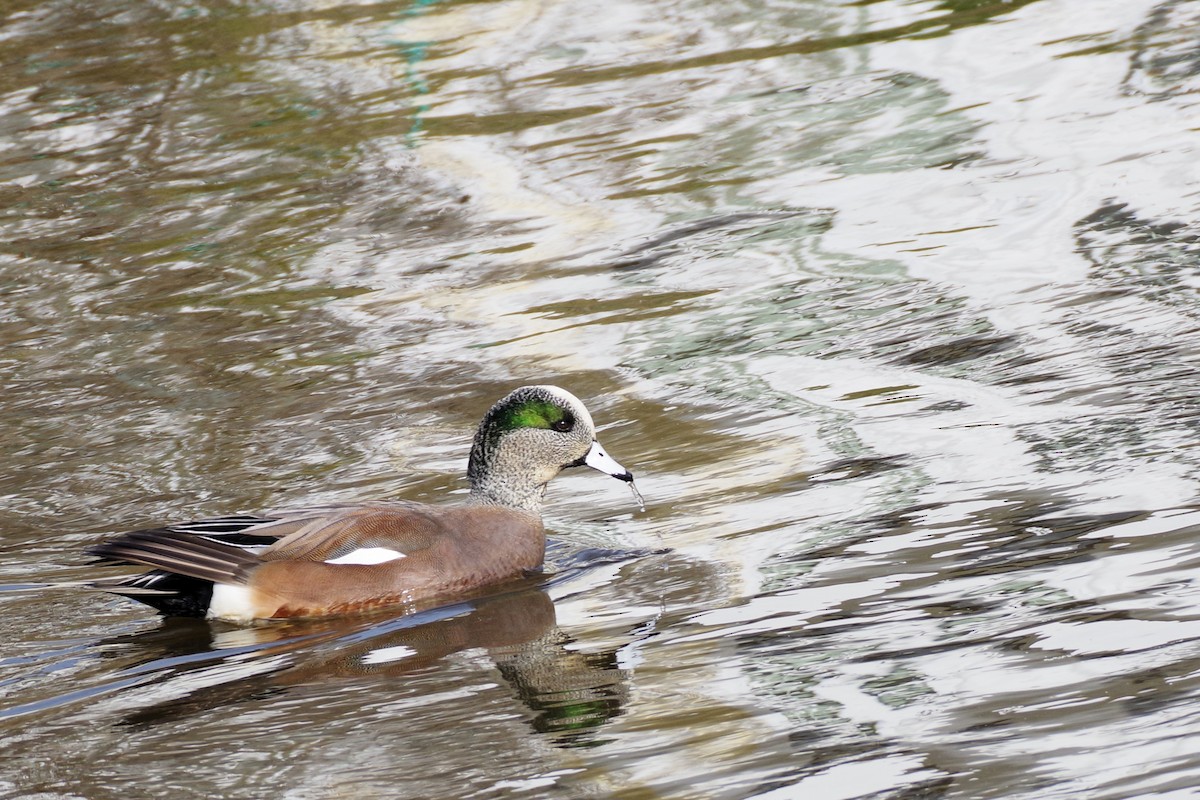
[5,0,1200,797]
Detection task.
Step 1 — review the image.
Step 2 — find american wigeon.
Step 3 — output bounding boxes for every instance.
[88,385,636,623]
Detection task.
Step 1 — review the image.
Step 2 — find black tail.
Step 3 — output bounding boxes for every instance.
[90,571,216,617]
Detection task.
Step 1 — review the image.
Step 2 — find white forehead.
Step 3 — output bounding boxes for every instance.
[532,385,595,430]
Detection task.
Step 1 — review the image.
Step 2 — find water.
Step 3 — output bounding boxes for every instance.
[3,0,1200,796]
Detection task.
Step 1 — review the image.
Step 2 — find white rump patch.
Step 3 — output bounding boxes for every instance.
[362,645,418,665]
[325,547,406,566]
[207,584,256,623]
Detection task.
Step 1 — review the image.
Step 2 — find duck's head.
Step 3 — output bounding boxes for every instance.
[467,385,633,512]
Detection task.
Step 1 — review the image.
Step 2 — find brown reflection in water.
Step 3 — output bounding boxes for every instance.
[104,584,628,746]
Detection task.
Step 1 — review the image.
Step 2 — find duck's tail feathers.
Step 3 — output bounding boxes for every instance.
[87,530,261,587]
[87,579,177,596]
[88,569,216,617]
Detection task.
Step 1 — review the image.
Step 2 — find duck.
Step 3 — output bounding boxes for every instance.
[87,385,636,623]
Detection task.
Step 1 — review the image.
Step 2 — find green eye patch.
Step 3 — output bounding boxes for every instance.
[499,400,569,431]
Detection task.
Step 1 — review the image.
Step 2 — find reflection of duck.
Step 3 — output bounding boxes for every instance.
[111,583,630,743]
[88,386,638,622]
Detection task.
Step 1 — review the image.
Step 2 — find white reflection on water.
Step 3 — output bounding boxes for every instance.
[752,754,939,800]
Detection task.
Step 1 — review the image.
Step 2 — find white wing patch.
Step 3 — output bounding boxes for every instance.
[325,547,406,566]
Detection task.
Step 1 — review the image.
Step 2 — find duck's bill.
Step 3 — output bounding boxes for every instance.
[580,440,634,483]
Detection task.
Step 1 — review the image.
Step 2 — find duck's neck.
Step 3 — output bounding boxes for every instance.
[468,480,545,514]
[467,438,550,514]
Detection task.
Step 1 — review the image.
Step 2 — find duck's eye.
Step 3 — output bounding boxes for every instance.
[551,416,574,433]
